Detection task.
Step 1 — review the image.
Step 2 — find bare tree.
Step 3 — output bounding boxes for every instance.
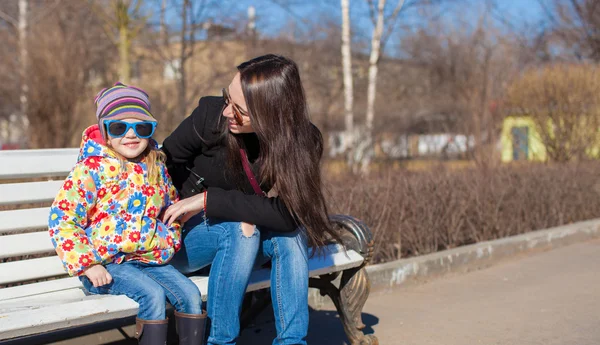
[399,7,521,165]
[0,0,29,143]
[26,1,114,148]
[0,0,62,147]
[140,0,233,134]
[92,0,148,84]
[541,0,600,62]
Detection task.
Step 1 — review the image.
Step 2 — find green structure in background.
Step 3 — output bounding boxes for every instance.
[501,117,547,162]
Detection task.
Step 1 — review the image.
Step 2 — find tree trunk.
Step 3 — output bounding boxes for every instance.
[341,0,354,137]
[178,0,189,119]
[160,0,168,58]
[365,0,386,133]
[18,0,29,146]
[360,0,386,173]
[118,25,131,84]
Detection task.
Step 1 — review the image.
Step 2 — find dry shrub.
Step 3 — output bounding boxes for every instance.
[325,162,600,264]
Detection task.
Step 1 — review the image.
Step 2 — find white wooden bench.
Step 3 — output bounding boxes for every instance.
[0,149,378,345]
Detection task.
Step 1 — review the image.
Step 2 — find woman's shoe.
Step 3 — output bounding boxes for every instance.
[175,310,208,345]
[135,317,168,345]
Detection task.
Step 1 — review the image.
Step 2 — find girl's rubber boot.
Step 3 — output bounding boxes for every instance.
[175,310,208,345]
[135,317,168,345]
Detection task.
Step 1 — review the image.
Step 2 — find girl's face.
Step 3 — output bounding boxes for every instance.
[105,118,150,159]
[223,73,254,134]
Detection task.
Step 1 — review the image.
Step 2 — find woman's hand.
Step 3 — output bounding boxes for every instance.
[84,265,112,287]
[163,192,205,226]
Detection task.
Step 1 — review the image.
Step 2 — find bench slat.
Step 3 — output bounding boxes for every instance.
[0,181,63,206]
[0,148,78,180]
[0,256,66,285]
[0,295,139,340]
[0,207,49,234]
[0,289,89,314]
[0,231,54,259]
[0,277,81,302]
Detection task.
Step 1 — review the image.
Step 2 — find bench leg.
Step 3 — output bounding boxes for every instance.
[310,267,378,345]
[323,214,379,344]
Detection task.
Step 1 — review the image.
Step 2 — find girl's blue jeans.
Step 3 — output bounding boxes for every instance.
[170,215,309,345]
[79,261,202,320]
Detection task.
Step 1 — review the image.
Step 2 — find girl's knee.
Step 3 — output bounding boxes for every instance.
[142,286,166,306]
[137,288,167,320]
[183,287,203,314]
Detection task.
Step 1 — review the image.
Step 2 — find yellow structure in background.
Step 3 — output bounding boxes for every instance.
[501,117,547,162]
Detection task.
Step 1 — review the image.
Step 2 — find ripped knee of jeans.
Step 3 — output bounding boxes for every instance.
[240,222,258,238]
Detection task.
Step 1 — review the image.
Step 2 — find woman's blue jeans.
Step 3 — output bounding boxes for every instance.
[171,215,309,345]
[80,261,203,320]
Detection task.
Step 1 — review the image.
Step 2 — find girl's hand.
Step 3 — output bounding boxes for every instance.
[162,192,205,226]
[84,265,112,287]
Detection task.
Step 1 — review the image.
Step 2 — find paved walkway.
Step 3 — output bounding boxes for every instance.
[239,239,600,345]
[53,239,600,345]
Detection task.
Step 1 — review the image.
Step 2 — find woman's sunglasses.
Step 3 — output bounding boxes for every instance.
[222,87,247,126]
[104,120,157,139]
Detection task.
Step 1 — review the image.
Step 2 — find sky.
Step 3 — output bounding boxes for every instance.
[150,0,550,54]
[226,0,548,35]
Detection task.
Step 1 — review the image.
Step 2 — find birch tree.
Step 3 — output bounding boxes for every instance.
[352,0,405,173]
[341,0,354,165]
[17,0,28,139]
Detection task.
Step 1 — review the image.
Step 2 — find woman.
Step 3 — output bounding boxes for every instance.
[161,54,338,345]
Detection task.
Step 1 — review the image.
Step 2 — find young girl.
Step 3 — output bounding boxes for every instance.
[48,82,206,345]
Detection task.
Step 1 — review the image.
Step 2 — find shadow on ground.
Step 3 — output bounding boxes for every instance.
[101,307,379,345]
[238,306,379,345]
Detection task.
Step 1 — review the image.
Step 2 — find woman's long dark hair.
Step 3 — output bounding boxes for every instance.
[222,54,338,249]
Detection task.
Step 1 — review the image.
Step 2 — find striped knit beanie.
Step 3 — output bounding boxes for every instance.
[94,82,157,137]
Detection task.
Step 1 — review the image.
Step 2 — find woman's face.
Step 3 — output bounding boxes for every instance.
[223,73,254,134]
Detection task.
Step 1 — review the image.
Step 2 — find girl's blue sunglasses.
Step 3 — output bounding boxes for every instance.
[104,120,156,139]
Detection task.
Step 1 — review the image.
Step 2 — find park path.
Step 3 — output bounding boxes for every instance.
[240,238,600,345]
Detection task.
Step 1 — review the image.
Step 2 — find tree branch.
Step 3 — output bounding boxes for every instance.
[0,9,17,27]
[31,0,63,22]
[367,0,378,26]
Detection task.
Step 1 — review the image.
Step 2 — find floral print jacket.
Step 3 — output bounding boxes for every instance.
[48,125,181,276]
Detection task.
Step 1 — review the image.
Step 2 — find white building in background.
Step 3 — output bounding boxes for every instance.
[0,114,26,149]
[328,129,357,157]
[328,130,474,159]
[414,134,473,157]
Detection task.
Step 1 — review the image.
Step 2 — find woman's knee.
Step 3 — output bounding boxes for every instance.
[269,230,308,259]
[240,222,256,238]
[220,221,260,253]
